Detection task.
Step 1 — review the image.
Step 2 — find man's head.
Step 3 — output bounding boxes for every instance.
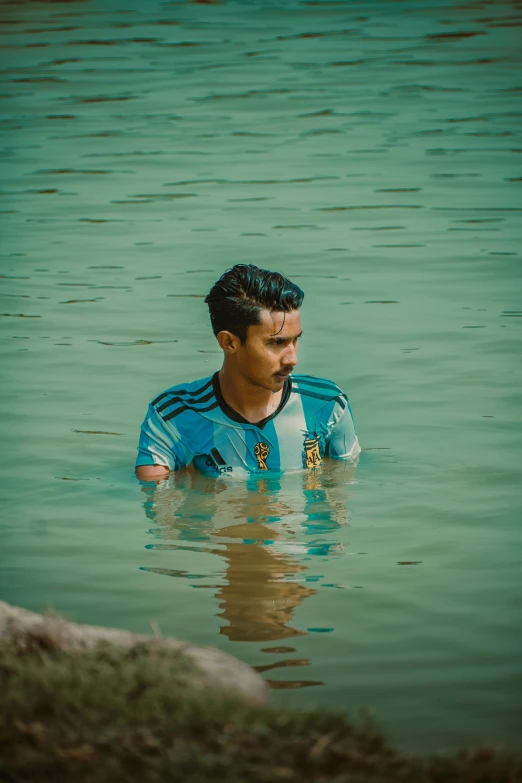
[205,264,304,344]
[205,264,304,392]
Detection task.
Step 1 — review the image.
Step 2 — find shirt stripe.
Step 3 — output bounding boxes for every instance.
[152,377,213,407]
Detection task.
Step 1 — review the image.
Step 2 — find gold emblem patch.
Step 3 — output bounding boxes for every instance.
[303,435,322,469]
[254,441,270,470]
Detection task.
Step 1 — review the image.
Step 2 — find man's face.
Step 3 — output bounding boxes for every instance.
[236,308,302,392]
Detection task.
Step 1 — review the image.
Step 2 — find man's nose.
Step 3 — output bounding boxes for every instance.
[284,342,298,368]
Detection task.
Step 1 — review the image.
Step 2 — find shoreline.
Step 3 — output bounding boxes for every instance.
[1,602,520,783]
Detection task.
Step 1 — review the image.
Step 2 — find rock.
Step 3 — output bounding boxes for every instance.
[0,601,267,705]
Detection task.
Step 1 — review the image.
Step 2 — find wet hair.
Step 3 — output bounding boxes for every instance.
[204,264,304,344]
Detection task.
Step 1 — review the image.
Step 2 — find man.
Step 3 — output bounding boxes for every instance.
[135,264,360,480]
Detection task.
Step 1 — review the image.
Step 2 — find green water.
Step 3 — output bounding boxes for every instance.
[1,0,521,754]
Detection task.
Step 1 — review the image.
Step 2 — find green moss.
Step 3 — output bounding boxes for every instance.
[0,644,520,783]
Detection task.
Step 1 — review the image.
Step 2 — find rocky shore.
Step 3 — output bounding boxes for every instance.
[0,600,266,704]
[1,602,520,783]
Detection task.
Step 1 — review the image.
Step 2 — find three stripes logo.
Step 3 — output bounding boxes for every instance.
[205,448,232,474]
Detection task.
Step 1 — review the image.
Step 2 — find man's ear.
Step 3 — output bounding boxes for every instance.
[216,330,240,354]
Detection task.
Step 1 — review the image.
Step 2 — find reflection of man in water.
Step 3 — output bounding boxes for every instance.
[140,464,355,644]
[136,264,360,479]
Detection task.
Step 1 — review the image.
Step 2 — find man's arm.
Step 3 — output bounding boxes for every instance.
[135,403,189,478]
[325,395,361,460]
[135,464,170,481]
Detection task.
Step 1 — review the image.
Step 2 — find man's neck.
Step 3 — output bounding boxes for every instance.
[218,365,282,424]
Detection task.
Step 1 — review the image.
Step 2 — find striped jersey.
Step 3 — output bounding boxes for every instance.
[136,372,360,476]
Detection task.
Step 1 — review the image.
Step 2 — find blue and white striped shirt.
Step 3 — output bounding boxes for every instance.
[136,373,360,476]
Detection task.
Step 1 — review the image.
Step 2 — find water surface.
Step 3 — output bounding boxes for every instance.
[1,0,521,753]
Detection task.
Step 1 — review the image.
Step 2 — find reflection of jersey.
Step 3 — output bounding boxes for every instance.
[136,372,360,475]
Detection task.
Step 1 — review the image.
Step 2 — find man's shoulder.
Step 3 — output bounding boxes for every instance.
[290,375,351,426]
[150,375,216,421]
[291,374,345,403]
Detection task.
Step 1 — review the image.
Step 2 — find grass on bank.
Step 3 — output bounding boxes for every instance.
[0,637,520,783]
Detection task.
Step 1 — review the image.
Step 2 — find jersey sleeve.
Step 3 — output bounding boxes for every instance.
[136,403,189,471]
[325,395,361,461]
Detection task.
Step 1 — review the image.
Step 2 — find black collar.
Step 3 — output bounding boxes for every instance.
[212,372,291,430]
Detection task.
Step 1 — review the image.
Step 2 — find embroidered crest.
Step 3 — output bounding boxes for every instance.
[254,441,270,470]
[303,435,322,469]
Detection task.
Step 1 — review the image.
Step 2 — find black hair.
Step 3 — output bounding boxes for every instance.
[204,264,304,344]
